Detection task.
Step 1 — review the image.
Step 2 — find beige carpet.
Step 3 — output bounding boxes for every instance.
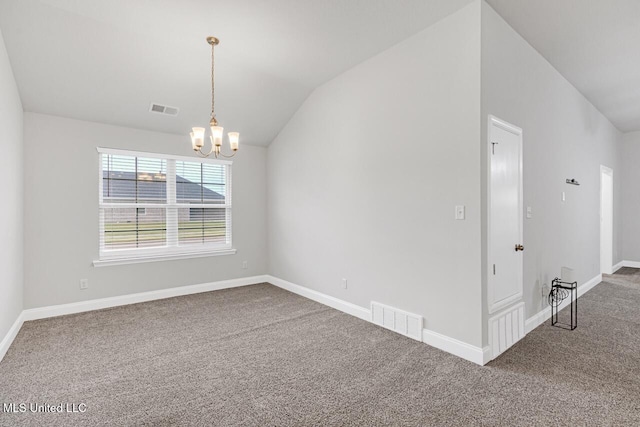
[1,271,639,426]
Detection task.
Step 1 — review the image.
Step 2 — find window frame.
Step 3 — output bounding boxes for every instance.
[95,147,235,266]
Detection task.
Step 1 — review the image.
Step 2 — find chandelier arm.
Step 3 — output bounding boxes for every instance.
[217,150,237,159]
[197,144,217,158]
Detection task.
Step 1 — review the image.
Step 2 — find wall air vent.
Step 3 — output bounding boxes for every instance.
[149,103,180,116]
[371,301,423,341]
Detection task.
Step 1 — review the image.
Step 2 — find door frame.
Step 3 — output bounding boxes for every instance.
[487,115,524,314]
[600,165,613,275]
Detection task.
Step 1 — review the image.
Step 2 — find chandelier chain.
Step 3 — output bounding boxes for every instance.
[211,42,215,120]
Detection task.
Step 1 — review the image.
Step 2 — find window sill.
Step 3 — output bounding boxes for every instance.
[93,249,237,267]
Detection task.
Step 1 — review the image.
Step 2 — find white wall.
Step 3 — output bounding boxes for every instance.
[621,131,640,262]
[0,28,23,339]
[481,2,622,337]
[268,2,483,347]
[23,113,267,309]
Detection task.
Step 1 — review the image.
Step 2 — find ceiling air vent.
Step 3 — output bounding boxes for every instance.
[149,103,179,117]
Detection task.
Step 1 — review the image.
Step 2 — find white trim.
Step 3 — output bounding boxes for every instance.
[226,165,233,246]
[97,146,233,165]
[93,248,237,267]
[620,260,640,269]
[265,275,370,321]
[482,346,492,365]
[266,275,488,365]
[488,115,523,135]
[3,274,490,367]
[525,273,602,333]
[422,328,488,365]
[0,312,25,363]
[98,149,234,262]
[22,275,268,322]
[487,302,525,361]
[487,115,524,314]
[600,165,614,275]
[524,307,548,334]
[600,165,613,175]
[2,275,267,361]
[99,203,231,209]
[489,293,523,315]
[613,261,624,272]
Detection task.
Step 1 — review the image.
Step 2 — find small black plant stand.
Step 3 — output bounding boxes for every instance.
[548,278,577,330]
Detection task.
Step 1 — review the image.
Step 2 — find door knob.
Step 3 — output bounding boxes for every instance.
[515,244,524,252]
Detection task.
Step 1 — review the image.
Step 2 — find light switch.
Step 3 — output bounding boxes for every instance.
[455,205,465,220]
[526,206,532,219]
[562,192,566,202]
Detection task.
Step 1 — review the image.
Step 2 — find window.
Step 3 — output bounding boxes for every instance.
[97,148,234,264]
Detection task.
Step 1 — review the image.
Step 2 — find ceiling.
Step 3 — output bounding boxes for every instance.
[0,0,473,146]
[486,0,640,133]
[1,1,639,145]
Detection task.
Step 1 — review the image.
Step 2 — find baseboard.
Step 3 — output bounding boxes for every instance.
[2,275,268,362]
[525,308,548,334]
[265,275,488,365]
[613,261,624,272]
[6,273,489,367]
[621,260,640,269]
[482,345,493,364]
[21,275,270,322]
[525,273,602,333]
[265,275,370,321]
[422,328,488,365]
[0,312,25,363]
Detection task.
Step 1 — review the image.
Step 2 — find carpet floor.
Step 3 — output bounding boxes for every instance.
[1,270,639,426]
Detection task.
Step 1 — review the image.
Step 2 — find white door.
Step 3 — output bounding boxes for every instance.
[600,166,613,275]
[488,116,524,314]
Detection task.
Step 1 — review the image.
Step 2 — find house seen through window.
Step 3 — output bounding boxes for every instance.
[98,148,233,262]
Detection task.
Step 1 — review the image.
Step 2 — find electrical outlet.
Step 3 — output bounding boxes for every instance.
[541,284,548,298]
[80,279,88,290]
[341,278,347,289]
[241,261,248,269]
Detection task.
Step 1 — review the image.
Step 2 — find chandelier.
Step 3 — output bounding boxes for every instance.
[190,36,239,158]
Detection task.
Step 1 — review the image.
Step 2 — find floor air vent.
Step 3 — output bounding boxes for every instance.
[149,103,179,116]
[371,302,423,341]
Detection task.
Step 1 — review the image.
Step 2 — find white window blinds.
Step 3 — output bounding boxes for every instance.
[98,148,232,261]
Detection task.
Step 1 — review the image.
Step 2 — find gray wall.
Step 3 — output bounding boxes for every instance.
[621,131,640,261]
[481,2,622,341]
[0,28,23,339]
[268,2,483,347]
[6,0,629,356]
[23,113,268,309]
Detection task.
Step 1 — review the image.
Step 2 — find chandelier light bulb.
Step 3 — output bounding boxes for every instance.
[211,126,224,147]
[191,127,205,150]
[228,132,239,151]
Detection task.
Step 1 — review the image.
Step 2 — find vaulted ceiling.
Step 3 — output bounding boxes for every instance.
[486,0,640,133]
[1,0,639,146]
[0,0,473,146]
